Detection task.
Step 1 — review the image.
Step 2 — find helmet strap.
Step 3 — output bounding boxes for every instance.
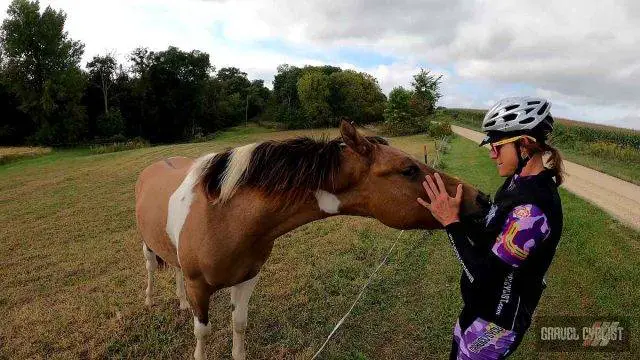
[515,142,531,175]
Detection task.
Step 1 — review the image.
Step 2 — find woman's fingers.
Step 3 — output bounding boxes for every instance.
[417,197,431,209]
[434,173,448,195]
[455,183,463,204]
[422,180,436,201]
[425,175,439,196]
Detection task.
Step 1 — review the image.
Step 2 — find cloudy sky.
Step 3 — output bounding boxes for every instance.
[2,0,639,129]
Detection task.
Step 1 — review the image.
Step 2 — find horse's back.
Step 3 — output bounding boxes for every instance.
[135,156,195,266]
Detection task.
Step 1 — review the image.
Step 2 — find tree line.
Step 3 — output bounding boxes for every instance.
[0,0,442,146]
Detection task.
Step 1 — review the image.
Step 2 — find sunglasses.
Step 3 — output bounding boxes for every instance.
[489,135,537,156]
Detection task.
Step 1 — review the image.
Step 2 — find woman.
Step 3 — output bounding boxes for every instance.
[418,97,564,359]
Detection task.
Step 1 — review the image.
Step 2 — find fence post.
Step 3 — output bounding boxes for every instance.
[423,144,428,164]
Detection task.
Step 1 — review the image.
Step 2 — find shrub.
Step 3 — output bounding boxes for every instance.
[428,120,453,138]
[381,87,430,136]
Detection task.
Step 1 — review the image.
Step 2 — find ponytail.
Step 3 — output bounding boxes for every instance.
[521,140,565,186]
[542,143,564,186]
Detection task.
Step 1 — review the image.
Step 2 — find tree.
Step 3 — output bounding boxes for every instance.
[272,64,303,126]
[1,0,86,144]
[128,46,211,142]
[329,70,386,124]
[87,53,117,116]
[411,68,442,117]
[383,86,428,136]
[297,70,331,127]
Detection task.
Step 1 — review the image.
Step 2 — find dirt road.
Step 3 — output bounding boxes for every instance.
[451,125,640,230]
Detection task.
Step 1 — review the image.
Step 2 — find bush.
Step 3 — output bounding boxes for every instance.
[428,120,453,138]
[427,136,452,170]
[381,87,430,136]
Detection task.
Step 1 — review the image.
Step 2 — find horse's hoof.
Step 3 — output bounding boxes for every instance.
[145,298,154,307]
[179,300,190,310]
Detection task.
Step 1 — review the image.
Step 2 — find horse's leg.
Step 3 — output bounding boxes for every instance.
[142,243,158,306]
[185,278,212,360]
[230,274,260,360]
[175,268,190,309]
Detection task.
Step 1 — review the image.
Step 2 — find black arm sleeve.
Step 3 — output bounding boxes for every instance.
[444,221,512,285]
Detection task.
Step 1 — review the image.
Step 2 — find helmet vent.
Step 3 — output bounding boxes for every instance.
[503,114,517,122]
[504,105,519,111]
[490,112,499,119]
[527,101,541,105]
[520,117,536,124]
[525,108,534,114]
[485,120,496,127]
[537,102,549,115]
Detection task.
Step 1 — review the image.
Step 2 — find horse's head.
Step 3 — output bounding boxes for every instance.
[334,120,488,230]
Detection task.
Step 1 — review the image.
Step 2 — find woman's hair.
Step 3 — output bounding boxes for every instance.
[521,138,565,185]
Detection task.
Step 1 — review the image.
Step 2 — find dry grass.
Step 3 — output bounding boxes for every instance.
[1,125,638,359]
[0,146,52,164]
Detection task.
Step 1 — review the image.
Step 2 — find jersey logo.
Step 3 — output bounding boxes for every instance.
[512,205,531,219]
[501,221,528,260]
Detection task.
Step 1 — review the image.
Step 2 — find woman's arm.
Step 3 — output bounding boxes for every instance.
[443,204,550,284]
[417,174,551,284]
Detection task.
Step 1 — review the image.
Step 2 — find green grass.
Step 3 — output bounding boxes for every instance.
[0,126,638,359]
[441,109,640,185]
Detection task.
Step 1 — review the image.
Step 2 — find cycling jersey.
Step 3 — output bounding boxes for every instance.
[446,169,563,359]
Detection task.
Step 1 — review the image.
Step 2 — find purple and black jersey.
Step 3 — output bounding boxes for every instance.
[445,171,563,359]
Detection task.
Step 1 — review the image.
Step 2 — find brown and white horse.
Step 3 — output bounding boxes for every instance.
[135,120,486,360]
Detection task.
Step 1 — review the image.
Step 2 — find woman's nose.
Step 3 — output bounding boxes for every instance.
[489,149,499,160]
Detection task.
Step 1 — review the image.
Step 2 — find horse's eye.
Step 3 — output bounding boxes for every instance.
[401,165,420,178]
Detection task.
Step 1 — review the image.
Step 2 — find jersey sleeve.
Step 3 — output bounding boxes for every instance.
[491,204,551,267]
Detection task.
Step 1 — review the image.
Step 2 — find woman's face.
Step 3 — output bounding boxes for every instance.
[490,142,518,177]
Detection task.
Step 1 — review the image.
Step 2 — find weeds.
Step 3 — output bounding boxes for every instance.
[89,137,150,154]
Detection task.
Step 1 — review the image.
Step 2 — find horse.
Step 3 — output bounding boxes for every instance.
[134,120,488,360]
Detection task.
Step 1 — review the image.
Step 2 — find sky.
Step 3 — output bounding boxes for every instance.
[1,0,639,130]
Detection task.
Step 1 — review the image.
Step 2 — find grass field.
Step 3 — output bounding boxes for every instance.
[441,108,640,185]
[0,125,638,359]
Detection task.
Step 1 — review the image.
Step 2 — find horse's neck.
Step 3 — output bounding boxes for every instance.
[261,199,330,240]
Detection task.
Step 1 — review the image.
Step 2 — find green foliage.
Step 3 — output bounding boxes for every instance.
[381,69,443,136]
[271,65,386,128]
[1,0,86,145]
[585,141,640,163]
[297,70,331,127]
[382,87,429,136]
[87,53,117,116]
[96,107,125,137]
[428,136,451,170]
[428,119,453,138]
[329,70,386,124]
[411,68,442,117]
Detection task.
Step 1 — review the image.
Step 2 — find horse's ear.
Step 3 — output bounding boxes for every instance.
[340,119,373,157]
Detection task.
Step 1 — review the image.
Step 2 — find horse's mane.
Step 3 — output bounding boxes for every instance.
[200,135,388,204]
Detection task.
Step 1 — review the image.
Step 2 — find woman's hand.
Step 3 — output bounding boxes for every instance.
[417,173,462,226]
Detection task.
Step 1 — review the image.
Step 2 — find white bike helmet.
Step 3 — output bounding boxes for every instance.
[479,97,554,146]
